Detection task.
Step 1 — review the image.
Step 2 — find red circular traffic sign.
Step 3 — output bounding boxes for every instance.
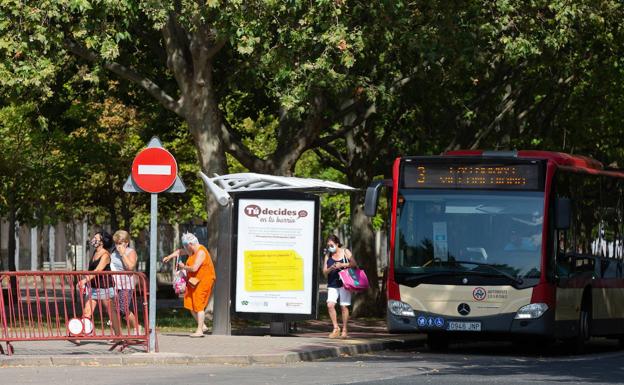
[131,147,178,193]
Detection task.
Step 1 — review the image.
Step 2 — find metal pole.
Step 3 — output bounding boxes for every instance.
[212,200,232,335]
[49,225,55,265]
[149,193,158,351]
[81,219,88,270]
[14,220,19,271]
[30,226,37,270]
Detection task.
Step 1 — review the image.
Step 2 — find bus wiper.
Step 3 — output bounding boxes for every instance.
[474,205,499,214]
[451,260,524,285]
[403,271,457,283]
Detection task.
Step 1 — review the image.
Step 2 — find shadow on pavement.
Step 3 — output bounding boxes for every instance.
[329,338,624,384]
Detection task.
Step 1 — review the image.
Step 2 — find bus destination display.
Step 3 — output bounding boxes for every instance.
[404,163,541,190]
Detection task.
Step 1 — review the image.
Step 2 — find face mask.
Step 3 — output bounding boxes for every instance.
[327,246,337,253]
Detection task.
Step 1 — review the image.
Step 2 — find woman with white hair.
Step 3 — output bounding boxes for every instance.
[163,232,216,337]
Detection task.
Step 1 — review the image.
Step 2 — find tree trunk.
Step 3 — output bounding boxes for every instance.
[344,125,383,317]
[121,195,131,231]
[7,188,16,272]
[349,189,382,317]
[0,221,3,271]
[7,187,18,303]
[185,80,228,256]
[109,200,118,233]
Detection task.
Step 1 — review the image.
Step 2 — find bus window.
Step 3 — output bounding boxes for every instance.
[394,189,544,284]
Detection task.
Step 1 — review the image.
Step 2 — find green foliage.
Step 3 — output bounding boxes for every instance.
[2,0,624,262]
[294,150,350,239]
[0,102,56,224]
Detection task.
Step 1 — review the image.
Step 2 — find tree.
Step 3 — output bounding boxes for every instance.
[0,1,385,251]
[4,0,624,320]
[0,103,55,271]
[51,76,208,239]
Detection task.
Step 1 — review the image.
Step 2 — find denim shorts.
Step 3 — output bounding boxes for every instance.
[90,287,116,300]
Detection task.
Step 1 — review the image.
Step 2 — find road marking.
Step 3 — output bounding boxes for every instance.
[138,165,171,175]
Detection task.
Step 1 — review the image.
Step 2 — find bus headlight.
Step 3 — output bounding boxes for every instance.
[389,300,416,317]
[514,303,548,320]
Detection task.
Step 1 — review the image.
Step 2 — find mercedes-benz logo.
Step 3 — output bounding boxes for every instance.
[457,303,471,316]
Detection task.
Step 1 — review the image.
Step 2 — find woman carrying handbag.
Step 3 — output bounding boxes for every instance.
[163,232,216,337]
[322,235,358,339]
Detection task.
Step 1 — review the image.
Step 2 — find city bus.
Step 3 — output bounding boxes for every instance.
[365,150,624,351]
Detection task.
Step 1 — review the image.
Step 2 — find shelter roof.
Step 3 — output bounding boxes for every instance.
[199,172,354,206]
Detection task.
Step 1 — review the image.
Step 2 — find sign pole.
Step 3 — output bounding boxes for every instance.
[123,137,186,352]
[149,193,158,352]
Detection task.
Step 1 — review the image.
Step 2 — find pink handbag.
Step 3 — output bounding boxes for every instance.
[338,267,370,292]
[173,256,187,295]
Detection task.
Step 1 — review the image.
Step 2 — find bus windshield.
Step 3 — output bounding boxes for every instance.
[395,190,544,287]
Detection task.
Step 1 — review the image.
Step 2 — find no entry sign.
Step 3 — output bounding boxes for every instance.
[123,136,186,194]
[131,147,178,193]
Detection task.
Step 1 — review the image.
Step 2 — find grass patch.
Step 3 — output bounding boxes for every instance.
[155,302,385,332]
[156,307,199,332]
[155,307,265,332]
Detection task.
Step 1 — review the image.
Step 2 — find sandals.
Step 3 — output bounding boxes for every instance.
[341,331,349,339]
[189,331,205,338]
[328,327,341,339]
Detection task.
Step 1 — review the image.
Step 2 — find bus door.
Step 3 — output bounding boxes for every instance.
[593,257,624,334]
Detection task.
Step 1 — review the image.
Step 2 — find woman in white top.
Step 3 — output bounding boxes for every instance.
[110,230,141,335]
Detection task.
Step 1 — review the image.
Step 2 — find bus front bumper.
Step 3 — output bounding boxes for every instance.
[387,308,555,336]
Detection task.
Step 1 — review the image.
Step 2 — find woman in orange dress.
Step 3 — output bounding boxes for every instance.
[163,233,216,337]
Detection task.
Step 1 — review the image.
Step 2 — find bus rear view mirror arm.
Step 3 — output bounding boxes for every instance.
[365,180,385,217]
[555,197,571,230]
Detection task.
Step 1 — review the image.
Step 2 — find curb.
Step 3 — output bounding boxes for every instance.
[0,336,425,368]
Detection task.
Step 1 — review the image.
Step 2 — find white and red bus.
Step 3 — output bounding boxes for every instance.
[365,150,624,351]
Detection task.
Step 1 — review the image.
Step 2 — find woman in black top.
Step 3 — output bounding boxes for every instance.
[322,235,357,339]
[78,231,121,335]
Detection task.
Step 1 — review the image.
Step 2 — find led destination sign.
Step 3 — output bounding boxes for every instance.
[404,163,541,190]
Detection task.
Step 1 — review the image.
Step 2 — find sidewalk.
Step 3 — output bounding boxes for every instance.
[0,319,425,367]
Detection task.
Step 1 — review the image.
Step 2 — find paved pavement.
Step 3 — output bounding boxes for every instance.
[0,318,425,367]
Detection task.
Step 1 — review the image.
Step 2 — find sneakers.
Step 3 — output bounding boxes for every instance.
[328,327,341,339]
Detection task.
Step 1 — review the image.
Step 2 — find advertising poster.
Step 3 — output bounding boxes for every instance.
[235,197,317,315]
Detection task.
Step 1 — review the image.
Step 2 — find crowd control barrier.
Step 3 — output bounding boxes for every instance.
[0,271,150,355]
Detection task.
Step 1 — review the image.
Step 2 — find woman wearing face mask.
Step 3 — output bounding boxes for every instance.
[163,232,216,337]
[110,230,141,335]
[77,231,121,336]
[322,234,357,339]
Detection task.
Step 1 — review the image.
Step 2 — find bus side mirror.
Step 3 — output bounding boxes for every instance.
[364,180,385,217]
[555,198,571,230]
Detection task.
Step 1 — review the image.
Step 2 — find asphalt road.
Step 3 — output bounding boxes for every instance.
[2,338,623,385]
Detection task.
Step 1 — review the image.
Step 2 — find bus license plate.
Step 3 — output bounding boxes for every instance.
[447,321,481,331]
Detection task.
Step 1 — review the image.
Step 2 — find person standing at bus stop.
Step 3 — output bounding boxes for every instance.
[110,230,141,335]
[323,235,357,339]
[163,232,216,337]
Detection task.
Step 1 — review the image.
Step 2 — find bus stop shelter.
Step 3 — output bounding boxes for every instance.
[199,172,354,335]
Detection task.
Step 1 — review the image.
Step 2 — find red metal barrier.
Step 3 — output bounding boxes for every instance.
[0,271,151,355]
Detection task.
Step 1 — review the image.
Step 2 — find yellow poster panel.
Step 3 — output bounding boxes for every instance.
[244,250,304,291]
